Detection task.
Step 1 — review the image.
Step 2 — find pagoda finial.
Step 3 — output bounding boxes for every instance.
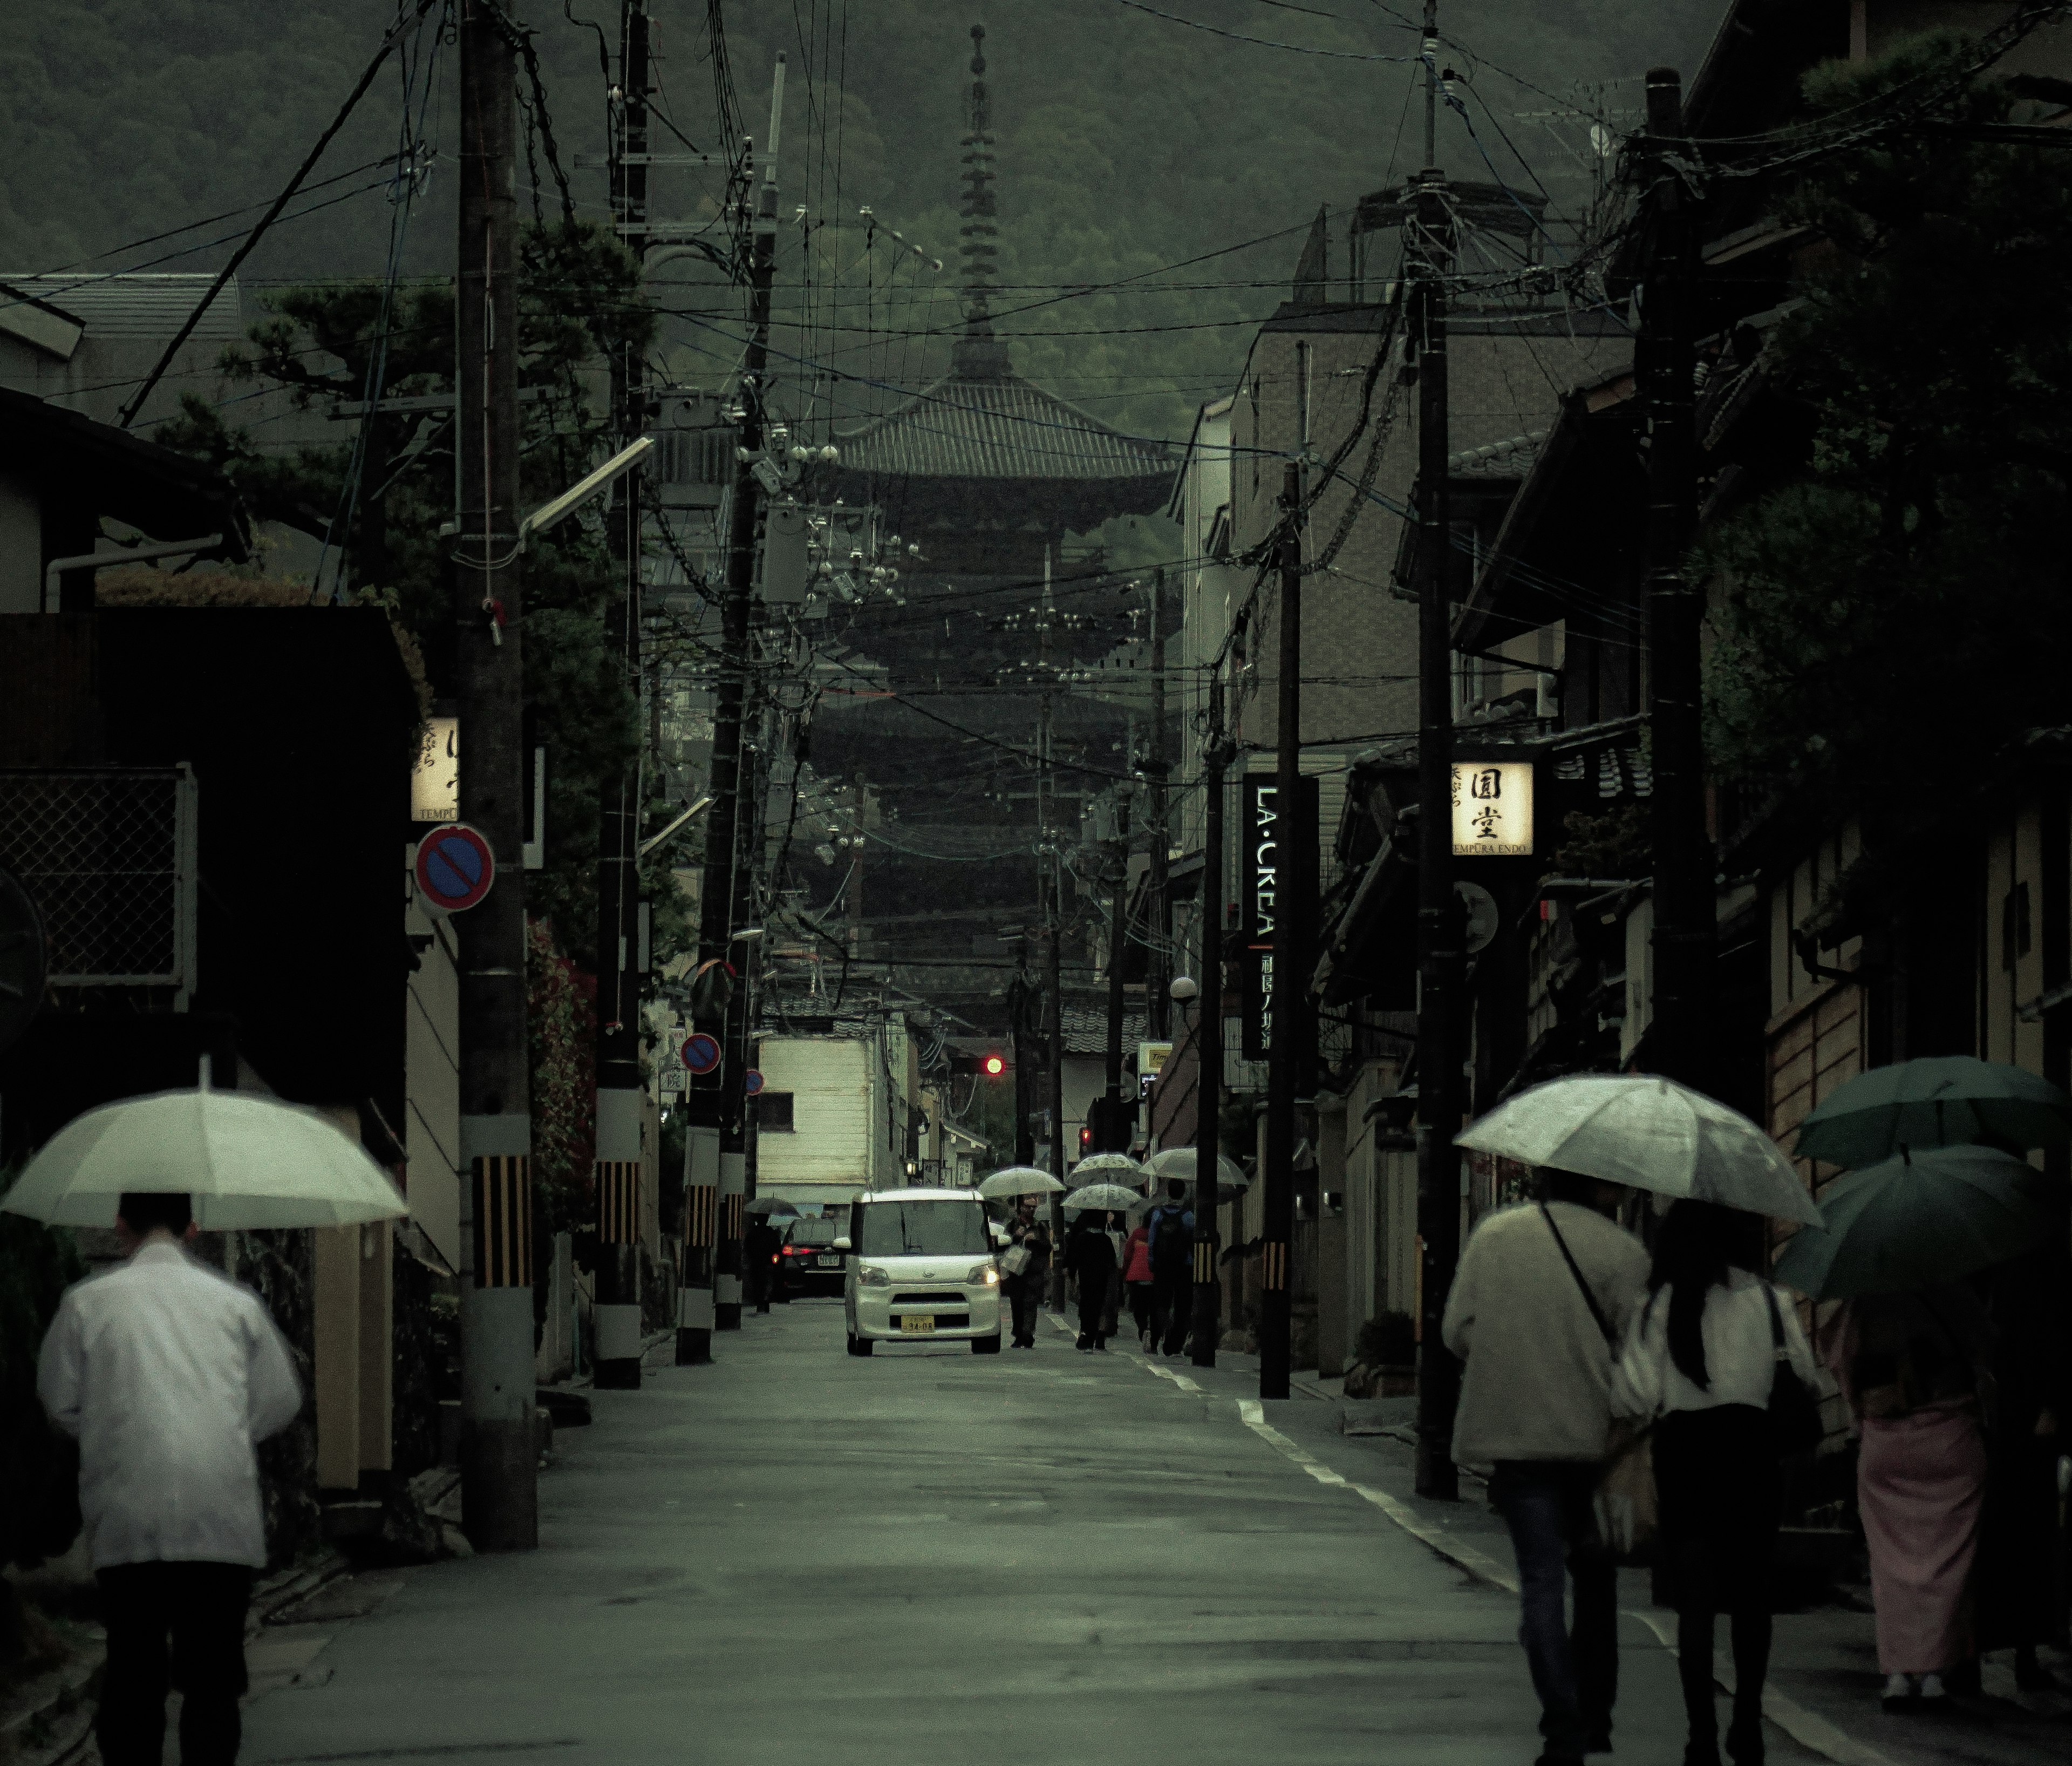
[953,22,1011,379]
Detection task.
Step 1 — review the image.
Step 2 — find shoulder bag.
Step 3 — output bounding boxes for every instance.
[1763,1283,1826,1456]
[1542,1205,1656,1564]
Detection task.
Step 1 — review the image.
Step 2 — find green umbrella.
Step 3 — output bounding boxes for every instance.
[1771,1145,2055,1299]
[1793,1056,2072,1169]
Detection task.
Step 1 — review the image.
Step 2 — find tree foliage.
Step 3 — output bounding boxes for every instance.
[1700,35,2072,837]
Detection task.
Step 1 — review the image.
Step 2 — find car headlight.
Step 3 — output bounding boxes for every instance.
[857,1264,890,1287]
[967,1262,999,1286]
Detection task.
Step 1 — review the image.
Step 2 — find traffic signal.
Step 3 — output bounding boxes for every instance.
[981,1052,1007,1078]
[949,1051,1011,1078]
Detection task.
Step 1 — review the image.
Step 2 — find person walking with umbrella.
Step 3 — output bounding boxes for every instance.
[1064,1205,1120,1351]
[1453,1074,1825,1766]
[1003,1199,1052,1349]
[1612,1201,1821,1765]
[38,1192,303,1766]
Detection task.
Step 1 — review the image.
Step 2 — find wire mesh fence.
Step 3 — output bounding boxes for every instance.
[0,767,197,1001]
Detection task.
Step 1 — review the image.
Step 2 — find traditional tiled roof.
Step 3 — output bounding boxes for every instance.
[835,371,1176,491]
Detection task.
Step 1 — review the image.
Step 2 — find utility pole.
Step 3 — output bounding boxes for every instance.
[1259,462,1305,1401]
[453,0,535,1551]
[1190,674,1230,1368]
[591,0,649,1394]
[1011,939,1036,1167]
[1039,550,1068,1304]
[1412,0,1463,1503]
[848,775,867,960]
[1640,65,1713,1093]
[1147,570,1172,1043]
[689,53,785,1342]
[1099,756,1133,1150]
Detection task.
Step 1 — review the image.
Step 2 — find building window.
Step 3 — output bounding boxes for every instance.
[757,1091,795,1131]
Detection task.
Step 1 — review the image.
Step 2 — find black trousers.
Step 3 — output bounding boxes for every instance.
[1150,1269,1192,1354]
[1008,1275,1042,1343]
[97,1561,254,1766]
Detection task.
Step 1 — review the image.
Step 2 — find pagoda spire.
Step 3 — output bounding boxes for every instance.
[953,22,1011,380]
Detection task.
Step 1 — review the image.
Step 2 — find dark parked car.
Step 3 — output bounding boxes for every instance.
[778,1218,846,1295]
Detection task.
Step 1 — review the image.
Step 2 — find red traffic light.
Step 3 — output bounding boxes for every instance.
[982,1052,1007,1078]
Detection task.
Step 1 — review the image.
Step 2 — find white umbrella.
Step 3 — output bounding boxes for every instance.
[1072,1151,1147,1180]
[1063,1181,1143,1213]
[1143,1146,1248,1190]
[1455,1073,1822,1225]
[977,1166,1064,1199]
[2,1075,409,1231]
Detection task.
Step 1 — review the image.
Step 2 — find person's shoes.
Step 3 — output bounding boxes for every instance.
[1916,1673,1948,1706]
[1724,1713,1762,1764]
[1940,1659,1980,1697]
[1582,1727,1612,1754]
[1681,1739,1721,1766]
[1075,1336,1091,1351]
[2015,1649,2060,1692]
[1881,1673,1917,1711]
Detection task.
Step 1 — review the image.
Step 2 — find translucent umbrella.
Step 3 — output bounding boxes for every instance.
[2,1074,407,1231]
[744,1196,800,1218]
[1793,1056,2072,1169]
[1771,1146,2055,1299]
[1072,1150,1147,1179]
[1062,1181,1143,1213]
[1456,1072,1822,1225]
[1143,1146,1249,1190]
[977,1167,1064,1199]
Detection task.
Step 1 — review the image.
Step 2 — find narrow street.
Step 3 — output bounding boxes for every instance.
[238,1306,1821,1766]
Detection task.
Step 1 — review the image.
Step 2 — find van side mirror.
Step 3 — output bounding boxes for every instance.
[832,1236,851,1253]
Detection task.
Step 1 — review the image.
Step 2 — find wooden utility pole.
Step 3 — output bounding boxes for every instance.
[453,0,535,1551]
[591,0,650,1394]
[1190,675,1230,1368]
[1640,66,1714,1093]
[1039,552,1068,1302]
[848,775,867,960]
[1412,0,1463,1503]
[1146,569,1172,1042]
[1099,759,1133,1150]
[689,53,785,1342]
[1259,462,1305,1401]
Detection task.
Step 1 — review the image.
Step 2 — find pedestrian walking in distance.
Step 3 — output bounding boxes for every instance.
[1001,1201,1052,1348]
[1065,1208,1119,1350]
[1613,1201,1818,1765]
[37,1191,303,1766]
[1121,1217,1155,1346]
[744,1213,781,1313]
[1146,1179,1194,1357]
[1442,1168,1649,1766]
[1818,1281,1995,1709]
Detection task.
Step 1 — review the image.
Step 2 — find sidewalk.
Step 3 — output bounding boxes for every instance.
[1110,1326,2070,1766]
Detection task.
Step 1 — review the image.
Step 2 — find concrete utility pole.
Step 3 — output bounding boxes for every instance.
[1639,66,1714,1093]
[1038,552,1069,1302]
[848,775,867,960]
[1012,939,1037,1168]
[1412,0,1463,1503]
[453,0,535,1551]
[1191,674,1230,1368]
[1259,461,1306,1401]
[1147,569,1172,1042]
[689,53,786,1343]
[1099,758,1134,1150]
[591,0,650,1394]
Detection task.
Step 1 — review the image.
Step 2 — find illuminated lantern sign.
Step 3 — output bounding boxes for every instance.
[1241,773,1318,1059]
[1451,760,1534,857]
[412,716,459,823]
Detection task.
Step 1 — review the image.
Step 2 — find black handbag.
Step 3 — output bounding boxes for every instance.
[1762,1282,1825,1457]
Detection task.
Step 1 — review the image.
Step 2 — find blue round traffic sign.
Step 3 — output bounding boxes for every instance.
[414,824,495,913]
[681,1032,722,1075]
[744,1069,765,1096]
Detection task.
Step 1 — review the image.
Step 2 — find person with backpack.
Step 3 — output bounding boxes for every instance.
[1613,1200,1821,1766]
[1145,1180,1195,1357]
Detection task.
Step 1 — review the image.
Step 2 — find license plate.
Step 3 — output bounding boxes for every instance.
[899,1315,936,1335]
[816,1255,840,1267]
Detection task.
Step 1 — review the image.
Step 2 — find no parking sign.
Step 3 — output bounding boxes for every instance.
[681,1032,722,1075]
[414,824,496,913]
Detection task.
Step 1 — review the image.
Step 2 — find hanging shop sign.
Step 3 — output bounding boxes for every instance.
[411,717,459,823]
[1240,772,1318,1061]
[1451,760,1534,857]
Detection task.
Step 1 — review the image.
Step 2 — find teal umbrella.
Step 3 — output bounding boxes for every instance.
[1793,1056,2072,1168]
[1771,1145,2055,1299]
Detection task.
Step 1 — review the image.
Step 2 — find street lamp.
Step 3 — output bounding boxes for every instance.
[517,437,655,550]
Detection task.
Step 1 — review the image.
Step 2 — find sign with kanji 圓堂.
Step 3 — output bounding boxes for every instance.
[414,824,495,912]
[1451,761,1533,857]
[412,717,459,822]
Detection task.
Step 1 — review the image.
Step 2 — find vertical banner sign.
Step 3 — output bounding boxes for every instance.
[1241,773,1318,1061]
[1450,759,1535,857]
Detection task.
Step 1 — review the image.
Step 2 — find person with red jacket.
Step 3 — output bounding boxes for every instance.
[1121,1220,1155,1346]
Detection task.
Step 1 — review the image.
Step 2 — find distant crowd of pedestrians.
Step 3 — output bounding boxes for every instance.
[997,1180,1199,1354]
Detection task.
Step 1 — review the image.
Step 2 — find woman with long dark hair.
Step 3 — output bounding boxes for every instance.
[1613,1201,1818,1766]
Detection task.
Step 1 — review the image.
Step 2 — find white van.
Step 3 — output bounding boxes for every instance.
[836,1187,1002,1355]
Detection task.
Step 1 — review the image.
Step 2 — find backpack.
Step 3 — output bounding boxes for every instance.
[1150,1203,1192,1278]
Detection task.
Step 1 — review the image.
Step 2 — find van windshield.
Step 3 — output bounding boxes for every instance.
[857,1201,990,1259]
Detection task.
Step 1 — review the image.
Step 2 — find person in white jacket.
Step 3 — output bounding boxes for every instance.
[1612,1199,1819,1766]
[38,1191,303,1766]
[1442,1170,1649,1766]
